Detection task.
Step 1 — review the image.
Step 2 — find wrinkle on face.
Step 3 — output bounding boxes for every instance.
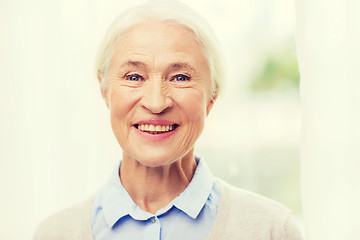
[103,19,213,167]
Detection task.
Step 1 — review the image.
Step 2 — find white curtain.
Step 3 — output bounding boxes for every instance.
[296,0,360,239]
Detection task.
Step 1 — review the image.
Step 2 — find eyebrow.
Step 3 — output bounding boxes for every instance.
[119,61,147,69]
[168,62,196,72]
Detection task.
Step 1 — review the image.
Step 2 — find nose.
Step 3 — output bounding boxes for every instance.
[141,78,173,114]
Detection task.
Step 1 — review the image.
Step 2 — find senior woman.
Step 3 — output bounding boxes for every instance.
[34,0,303,239]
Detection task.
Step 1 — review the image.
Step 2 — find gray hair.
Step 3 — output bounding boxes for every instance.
[95,0,224,98]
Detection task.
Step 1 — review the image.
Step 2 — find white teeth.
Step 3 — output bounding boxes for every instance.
[137,124,176,133]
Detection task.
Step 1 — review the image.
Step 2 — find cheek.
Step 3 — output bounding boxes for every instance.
[109,87,138,124]
[175,89,208,123]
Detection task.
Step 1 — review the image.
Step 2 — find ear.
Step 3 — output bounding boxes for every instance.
[97,71,110,109]
[206,94,217,117]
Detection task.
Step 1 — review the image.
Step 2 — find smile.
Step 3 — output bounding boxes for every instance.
[134,124,178,135]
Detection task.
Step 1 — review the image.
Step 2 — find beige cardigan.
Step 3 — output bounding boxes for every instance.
[34,179,303,240]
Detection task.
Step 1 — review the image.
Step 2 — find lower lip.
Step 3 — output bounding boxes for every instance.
[133,126,178,141]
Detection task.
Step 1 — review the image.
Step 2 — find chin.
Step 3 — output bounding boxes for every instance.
[122,142,196,168]
[124,148,180,168]
[139,154,179,168]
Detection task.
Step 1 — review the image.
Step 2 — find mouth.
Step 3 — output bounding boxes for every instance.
[134,124,179,135]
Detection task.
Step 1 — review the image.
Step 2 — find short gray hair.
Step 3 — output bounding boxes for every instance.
[95,0,224,98]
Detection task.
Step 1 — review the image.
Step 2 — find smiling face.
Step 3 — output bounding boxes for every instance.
[100,19,215,167]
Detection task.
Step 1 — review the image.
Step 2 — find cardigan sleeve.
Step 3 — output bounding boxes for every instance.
[281,213,304,240]
[33,197,95,240]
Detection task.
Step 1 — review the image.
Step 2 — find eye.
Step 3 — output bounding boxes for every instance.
[172,74,191,81]
[126,74,143,81]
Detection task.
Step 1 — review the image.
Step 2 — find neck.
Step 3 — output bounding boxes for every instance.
[119,151,197,214]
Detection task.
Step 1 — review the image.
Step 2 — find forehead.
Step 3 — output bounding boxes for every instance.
[110,20,208,68]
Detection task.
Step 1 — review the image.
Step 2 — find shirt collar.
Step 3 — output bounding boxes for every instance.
[172,156,215,219]
[102,156,215,227]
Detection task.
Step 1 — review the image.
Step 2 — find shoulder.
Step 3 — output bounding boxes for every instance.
[208,179,303,240]
[33,196,95,240]
[218,179,290,217]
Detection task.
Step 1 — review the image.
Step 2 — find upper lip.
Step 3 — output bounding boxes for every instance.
[134,119,178,126]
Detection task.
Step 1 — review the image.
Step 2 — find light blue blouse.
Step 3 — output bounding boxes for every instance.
[90,157,220,240]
